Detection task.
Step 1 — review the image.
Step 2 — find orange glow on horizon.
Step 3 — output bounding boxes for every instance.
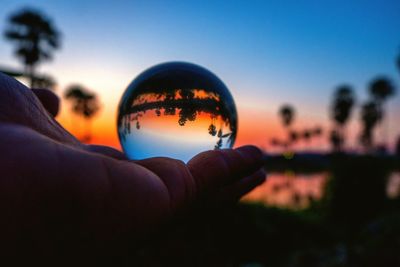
[58,96,330,155]
[58,103,284,152]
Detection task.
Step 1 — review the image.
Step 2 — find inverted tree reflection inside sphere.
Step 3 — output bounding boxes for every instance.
[117,62,238,162]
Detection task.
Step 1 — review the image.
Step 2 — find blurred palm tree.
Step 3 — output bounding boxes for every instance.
[369,77,396,106]
[289,130,299,143]
[368,77,396,144]
[3,8,60,87]
[279,104,295,128]
[302,129,311,143]
[279,104,296,151]
[64,85,101,142]
[312,126,323,137]
[270,138,280,147]
[30,74,56,90]
[330,130,343,152]
[312,126,323,149]
[330,85,355,151]
[360,101,382,150]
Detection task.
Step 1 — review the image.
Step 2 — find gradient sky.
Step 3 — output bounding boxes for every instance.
[1,0,399,152]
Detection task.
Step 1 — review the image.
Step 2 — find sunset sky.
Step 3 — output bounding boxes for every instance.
[1,0,399,153]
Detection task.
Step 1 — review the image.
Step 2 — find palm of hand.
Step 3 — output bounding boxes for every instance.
[0,72,265,261]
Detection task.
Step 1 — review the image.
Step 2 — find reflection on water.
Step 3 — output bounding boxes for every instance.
[243,171,400,209]
[242,172,328,209]
[387,172,400,199]
[117,62,237,162]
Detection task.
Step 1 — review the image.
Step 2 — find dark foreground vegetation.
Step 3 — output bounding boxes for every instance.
[123,154,400,267]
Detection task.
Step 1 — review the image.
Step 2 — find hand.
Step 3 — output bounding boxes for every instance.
[0,72,266,263]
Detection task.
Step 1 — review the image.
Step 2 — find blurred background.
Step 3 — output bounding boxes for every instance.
[1,0,400,266]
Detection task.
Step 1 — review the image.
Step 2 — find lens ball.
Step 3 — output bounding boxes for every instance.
[117,62,238,162]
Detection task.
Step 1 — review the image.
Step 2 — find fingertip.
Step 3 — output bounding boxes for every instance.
[235,145,264,165]
[217,167,267,204]
[253,168,267,184]
[236,145,263,157]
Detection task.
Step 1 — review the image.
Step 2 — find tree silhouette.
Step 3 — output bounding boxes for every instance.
[289,130,299,144]
[330,130,343,152]
[64,85,100,142]
[359,101,382,150]
[312,126,322,137]
[369,77,396,105]
[279,105,295,128]
[302,129,312,143]
[30,74,56,90]
[270,138,280,147]
[368,77,396,144]
[330,85,355,151]
[312,126,323,149]
[278,104,296,151]
[3,8,60,87]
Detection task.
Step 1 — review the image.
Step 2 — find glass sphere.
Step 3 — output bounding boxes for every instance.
[117,62,238,162]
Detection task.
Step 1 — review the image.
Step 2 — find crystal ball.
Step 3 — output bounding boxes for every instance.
[117,62,238,162]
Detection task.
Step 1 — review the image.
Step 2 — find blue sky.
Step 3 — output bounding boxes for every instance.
[0,0,399,148]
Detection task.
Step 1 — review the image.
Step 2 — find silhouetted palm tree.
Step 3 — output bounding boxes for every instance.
[330,130,343,152]
[312,126,323,137]
[330,85,355,151]
[279,105,295,128]
[279,104,296,151]
[369,77,396,105]
[270,138,282,148]
[368,77,396,144]
[360,101,382,150]
[289,130,299,143]
[64,85,100,142]
[332,86,355,125]
[4,8,60,87]
[30,74,56,90]
[312,126,323,149]
[303,129,311,143]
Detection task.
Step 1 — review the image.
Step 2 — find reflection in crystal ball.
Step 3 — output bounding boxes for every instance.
[117,62,238,162]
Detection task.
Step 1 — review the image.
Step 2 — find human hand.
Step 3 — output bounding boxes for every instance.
[0,72,266,263]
